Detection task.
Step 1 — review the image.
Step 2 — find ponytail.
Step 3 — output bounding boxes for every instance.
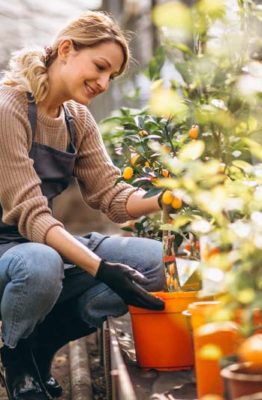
[1,47,49,103]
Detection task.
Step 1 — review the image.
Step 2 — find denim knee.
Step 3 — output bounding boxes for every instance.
[4,243,64,308]
[95,236,165,292]
[135,240,165,292]
[0,243,64,347]
[77,284,128,328]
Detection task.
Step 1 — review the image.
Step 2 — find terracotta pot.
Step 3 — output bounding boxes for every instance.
[128,291,198,370]
[221,362,262,399]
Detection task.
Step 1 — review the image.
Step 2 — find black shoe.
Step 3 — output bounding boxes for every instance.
[0,343,51,400]
[32,347,63,398]
[33,298,96,398]
[43,374,62,398]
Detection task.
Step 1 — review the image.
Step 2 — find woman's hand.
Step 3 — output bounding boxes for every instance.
[96,260,165,310]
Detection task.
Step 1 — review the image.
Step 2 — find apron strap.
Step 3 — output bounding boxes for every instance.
[26,93,76,148]
[63,105,76,148]
[27,92,37,140]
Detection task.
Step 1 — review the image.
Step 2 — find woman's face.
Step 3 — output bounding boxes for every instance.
[58,41,124,104]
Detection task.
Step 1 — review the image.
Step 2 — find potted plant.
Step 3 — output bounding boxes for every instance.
[101,0,262,378]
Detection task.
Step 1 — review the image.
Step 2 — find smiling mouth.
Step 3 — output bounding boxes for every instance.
[84,82,97,97]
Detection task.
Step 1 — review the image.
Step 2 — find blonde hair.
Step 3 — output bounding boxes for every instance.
[1,11,130,103]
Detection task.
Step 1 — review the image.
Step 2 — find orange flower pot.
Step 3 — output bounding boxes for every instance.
[194,321,243,398]
[128,291,198,370]
[185,300,220,331]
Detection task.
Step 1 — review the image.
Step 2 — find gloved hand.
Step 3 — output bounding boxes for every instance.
[96,260,165,311]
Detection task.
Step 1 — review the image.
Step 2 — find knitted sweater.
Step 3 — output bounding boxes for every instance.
[0,86,136,243]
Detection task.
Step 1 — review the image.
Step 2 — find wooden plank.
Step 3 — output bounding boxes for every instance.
[69,338,93,400]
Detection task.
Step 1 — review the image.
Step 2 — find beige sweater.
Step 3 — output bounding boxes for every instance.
[0,86,136,243]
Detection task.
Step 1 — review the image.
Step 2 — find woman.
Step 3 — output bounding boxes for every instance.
[0,10,165,400]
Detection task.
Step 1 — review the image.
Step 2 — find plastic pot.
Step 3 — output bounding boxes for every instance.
[194,321,242,398]
[184,300,220,331]
[129,291,198,370]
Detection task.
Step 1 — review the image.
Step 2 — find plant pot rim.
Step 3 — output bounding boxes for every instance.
[235,392,262,400]
[221,362,262,382]
[129,291,199,314]
[151,290,198,299]
[187,300,220,310]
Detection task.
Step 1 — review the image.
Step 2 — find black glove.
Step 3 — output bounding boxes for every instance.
[96,260,165,311]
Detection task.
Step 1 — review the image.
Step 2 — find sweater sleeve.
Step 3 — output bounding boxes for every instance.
[74,110,137,223]
[0,102,64,243]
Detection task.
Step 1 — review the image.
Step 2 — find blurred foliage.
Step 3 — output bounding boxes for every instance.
[101,0,262,332]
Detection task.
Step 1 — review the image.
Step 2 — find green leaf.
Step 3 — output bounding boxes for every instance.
[174,43,193,55]
[232,160,252,172]
[243,138,262,162]
[125,135,141,143]
[143,188,162,198]
[134,115,145,129]
[121,226,134,232]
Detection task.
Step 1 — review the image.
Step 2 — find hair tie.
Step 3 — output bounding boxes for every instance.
[44,46,53,65]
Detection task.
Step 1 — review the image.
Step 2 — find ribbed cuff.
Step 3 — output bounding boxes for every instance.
[107,186,138,223]
[31,214,64,243]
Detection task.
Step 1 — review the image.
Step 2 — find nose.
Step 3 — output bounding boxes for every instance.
[96,74,110,92]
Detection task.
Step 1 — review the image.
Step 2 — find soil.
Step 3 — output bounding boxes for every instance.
[52,346,71,400]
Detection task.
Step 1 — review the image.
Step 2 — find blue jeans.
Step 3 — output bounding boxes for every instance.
[0,233,165,348]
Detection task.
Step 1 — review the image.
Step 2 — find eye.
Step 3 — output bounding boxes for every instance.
[95,63,106,72]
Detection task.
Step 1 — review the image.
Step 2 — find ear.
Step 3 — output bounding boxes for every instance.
[57,39,74,62]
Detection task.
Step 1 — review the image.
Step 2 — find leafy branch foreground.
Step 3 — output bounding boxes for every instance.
[101,0,262,334]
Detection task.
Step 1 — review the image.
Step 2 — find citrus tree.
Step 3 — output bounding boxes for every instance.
[101,0,262,328]
[148,0,262,332]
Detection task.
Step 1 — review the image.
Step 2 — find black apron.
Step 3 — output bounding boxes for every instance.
[0,93,77,256]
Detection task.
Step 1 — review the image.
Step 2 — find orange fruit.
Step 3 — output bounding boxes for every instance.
[122,166,134,180]
[162,169,169,177]
[199,396,224,400]
[162,190,174,205]
[163,145,171,154]
[138,129,148,137]
[189,124,199,139]
[171,196,182,209]
[238,334,262,369]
